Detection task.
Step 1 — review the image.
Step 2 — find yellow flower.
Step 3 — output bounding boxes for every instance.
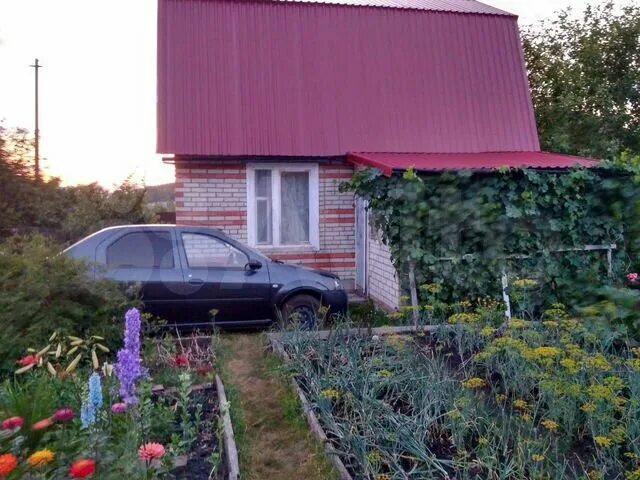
[419,283,442,295]
[462,377,487,390]
[560,358,579,374]
[28,449,55,467]
[541,419,559,432]
[320,388,341,400]
[627,358,640,372]
[531,346,561,359]
[509,319,530,330]
[495,393,507,403]
[480,326,496,338]
[377,369,394,378]
[581,402,597,413]
[512,278,538,289]
[587,384,614,401]
[386,334,410,350]
[447,409,462,420]
[626,468,640,480]
[367,451,383,465]
[531,454,545,462]
[631,347,640,358]
[376,475,391,480]
[478,436,488,446]
[610,426,626,444]
[604,376,625,391]
[594,436,613,448]
[584,354,612,372]
[448,313,481,325]
[542,320,559,328]
[513,399,529,410]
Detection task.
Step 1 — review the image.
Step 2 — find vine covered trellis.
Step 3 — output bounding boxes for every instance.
[342,163,640,310]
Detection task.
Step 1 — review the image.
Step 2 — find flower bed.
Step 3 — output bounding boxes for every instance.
[0,309,235,479]
[279,304,640,479]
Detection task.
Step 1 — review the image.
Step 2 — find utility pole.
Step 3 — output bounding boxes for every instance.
[30,58,42,181]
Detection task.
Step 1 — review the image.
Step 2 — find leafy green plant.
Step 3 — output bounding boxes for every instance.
[0,235,136,375]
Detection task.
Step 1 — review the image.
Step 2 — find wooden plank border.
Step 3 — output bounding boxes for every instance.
[268,335,353,480]
[216,374,240,480]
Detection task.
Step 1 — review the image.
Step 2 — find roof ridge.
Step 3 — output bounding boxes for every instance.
[218,0,516,16]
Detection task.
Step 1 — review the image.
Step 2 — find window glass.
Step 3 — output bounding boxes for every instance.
[280,171,310,244]
[106,232,174,268]
[255,170,272,244]
[182,233,248,268]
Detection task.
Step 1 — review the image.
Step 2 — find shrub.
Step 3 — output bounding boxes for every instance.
[0,235,136,375]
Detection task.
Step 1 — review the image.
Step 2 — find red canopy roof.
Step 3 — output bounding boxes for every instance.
[348,152,599,176]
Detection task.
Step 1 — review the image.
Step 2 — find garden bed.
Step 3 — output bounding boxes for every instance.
[272,310,640,480]
[0,309,239,479]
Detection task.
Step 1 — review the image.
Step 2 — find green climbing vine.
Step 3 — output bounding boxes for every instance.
[342,163,640,304]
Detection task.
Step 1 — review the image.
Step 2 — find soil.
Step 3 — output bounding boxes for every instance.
[221,333,338,480]
[154,384,223,479]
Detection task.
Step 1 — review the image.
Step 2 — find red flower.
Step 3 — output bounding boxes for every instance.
[69,459,96,478]
[53,408,75,422]
[1,416,24,430]
[0,454,18,477]
[174,354,189,368]
[196,365,213,376]
[627,272,639,283]
[31,417,54,431]
[17,355,38,367]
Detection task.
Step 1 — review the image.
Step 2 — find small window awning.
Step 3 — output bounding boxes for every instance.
[347,152,599,176]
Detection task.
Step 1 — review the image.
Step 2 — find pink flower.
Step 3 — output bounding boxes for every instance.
[627,273,639,283]
[31,418,54,431]
[1,416,24,430]
[111,403,127,414]
[53,408,75,422]
[17,355,38,367]
[138,442,166,461]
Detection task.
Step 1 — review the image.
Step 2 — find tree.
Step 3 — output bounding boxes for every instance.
[523,2,640,160]
[0,125,156,244]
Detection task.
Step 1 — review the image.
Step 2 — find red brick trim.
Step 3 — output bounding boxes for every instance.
[321,208,354,215]
[175,173,245,180]
[270,252,355,261]
[178,210,246,218]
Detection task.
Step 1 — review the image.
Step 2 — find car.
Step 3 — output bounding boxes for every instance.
[64,225,348,329]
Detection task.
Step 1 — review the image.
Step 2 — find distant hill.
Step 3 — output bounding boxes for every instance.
[145,183,175,204]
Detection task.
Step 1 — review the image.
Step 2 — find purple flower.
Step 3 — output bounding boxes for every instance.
[115,308,146,405]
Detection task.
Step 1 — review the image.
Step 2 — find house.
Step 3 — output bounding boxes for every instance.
[157,0,596,311]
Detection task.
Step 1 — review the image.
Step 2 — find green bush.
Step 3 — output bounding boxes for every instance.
[0,235,136,375]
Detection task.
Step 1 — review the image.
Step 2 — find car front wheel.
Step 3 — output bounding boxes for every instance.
[281,294,321,329]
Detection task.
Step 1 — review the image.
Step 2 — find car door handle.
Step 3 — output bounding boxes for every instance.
[188,278,204,286]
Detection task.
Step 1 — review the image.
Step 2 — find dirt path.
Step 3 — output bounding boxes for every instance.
[219,333,337,480]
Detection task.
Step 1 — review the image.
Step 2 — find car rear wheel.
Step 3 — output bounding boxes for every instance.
[281,294,321,329]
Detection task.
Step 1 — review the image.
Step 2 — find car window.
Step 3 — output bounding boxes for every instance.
[106,232,175,269]
[182,233,248,268]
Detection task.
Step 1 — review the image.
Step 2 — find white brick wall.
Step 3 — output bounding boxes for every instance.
[175,158,356,288]
[367,230,401,311]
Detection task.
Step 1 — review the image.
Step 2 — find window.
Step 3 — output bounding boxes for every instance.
[247,164,319,248]
[106,232,174,268]
[182,233,248,268]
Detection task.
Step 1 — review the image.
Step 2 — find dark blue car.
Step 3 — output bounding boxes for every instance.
[64,225,348,328]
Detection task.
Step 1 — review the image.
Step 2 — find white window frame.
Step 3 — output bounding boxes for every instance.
[246,163,320,250]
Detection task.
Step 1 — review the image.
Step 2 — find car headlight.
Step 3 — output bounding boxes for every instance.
[333,279,342,290]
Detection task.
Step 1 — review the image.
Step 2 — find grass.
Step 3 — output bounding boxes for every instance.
[216,333,338,480]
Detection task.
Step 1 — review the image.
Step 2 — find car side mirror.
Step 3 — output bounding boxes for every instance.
[245,260,262,271]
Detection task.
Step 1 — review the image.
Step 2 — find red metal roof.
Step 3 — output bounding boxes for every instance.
[264,0,513,15]
[348,152,600,176]
[157,0,539,157]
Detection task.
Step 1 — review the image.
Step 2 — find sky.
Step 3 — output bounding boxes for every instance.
[0,0,594,187]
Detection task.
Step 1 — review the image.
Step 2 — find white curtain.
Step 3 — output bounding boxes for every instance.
[280,172,309,244]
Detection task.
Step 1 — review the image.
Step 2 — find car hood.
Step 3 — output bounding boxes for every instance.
[269,260,340,280]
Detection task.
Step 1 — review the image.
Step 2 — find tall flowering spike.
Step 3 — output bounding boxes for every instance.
[115,308,146,405]
[88,373,103,410]
[80,401,95,429]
